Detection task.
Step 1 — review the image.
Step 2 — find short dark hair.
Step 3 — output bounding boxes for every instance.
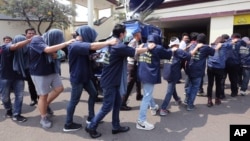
[231,33,241,39]
[182,32,189,37]
[190,32,199,41]
[112,24,126,38]
[3,36,12,41]
[25,27,36,34]
[197,33,206,44]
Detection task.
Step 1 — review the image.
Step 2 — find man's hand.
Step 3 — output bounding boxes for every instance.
[196,43,203,48]
[107,38,118,46]
[138,43,144,48]
[147,43,156,50]
[171,46,178,52]
[51,53,57,59]
[215,43,222,50]
[65,39,76,46]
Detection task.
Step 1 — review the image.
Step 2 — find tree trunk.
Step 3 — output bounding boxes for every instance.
[45,14,55,32]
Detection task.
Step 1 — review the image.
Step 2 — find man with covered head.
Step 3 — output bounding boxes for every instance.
[29,29,75,129]
[63,25,118,132]
[1,35,31,123]
[136,33,176,131]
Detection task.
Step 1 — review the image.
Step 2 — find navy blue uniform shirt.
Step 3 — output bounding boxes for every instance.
[29,36,55,76]
[138,44,172,84]
[0,44,24,80]
[186,44,215,78]
[100,43,135,88]
[163,49,191,82]
[68,41,91,83]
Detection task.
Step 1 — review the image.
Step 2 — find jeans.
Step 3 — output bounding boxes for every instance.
[1,79,24,115]
[207,67,224,99]
[186,77,202,106]
[184,76,189,94]
[88,86,122,130]
[240,67,250,91]
[161,81,179,109]
[138,83,156,122]
[66,80,97,124]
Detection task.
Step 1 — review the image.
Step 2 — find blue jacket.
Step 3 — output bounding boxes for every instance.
[163,49,191,82]
[186,44,215,78]
[207,44,228,69]
[239,43,250,67]
[138,34,172,84]
[225,39,243,66]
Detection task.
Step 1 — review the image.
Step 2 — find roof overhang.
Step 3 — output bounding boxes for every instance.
[70,0,116,10]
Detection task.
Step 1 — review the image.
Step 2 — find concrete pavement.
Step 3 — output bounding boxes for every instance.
[0,62,250,141]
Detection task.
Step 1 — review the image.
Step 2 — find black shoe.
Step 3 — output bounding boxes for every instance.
[176,80,182,84]
[29,100,37,106]
[85,127,102,138]
[95,97,103,102]
[136,95,143,101]
[47,106,54,116]
[5,109,12,118]
[63,122,82,132]
[120,105,132,111]
[231,93,238,97]
[12,114,27,122]
[112,126,130,134]
[220,95,225,99]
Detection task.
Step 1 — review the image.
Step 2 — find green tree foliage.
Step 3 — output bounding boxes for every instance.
[0,0,76,35]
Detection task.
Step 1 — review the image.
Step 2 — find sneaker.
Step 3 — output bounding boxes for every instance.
[187,105,195,111]
[40,116,52,128]
[63,122,82,132]
[159,109,170,116]
[5,109,12,118]
[136,120,154,130]
[12,115,27,122]
[86,120,91,125]
[47,106,54,116]
[86,120,104,125]
[240,90,247,96]
[150,104,159,116]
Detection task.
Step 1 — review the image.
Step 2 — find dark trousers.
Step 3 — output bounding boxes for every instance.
[88,86,122,130]
[225,64,240,95]
[25,70,38,101]
[199,77,204,91]
[122,63,141,105]
[207,67,225,99]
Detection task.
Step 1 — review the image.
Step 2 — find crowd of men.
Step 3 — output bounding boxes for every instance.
[0,24,250,139]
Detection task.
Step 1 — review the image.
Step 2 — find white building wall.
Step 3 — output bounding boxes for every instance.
[150,0,250,20]
[0,20,50,44]
[210,16,234,43]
